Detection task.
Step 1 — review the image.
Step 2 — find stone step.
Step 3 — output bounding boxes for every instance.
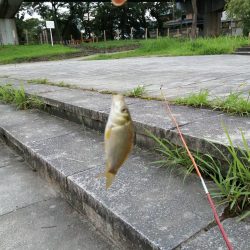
[0,104,225,250]
[236,46,250,52]
[234,51,250,55]
[0,141,116,250]
[1,78,250,163]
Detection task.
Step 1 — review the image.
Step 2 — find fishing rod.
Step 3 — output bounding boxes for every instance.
[160,86,233,250]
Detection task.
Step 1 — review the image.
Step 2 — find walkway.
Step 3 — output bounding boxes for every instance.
[0,55,250,99]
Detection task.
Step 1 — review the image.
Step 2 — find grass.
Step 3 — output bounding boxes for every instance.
[27,78,74,88]
[0,45,78,64]
[174,89,250,116]
[126,85,147,97]
[89,36,249,60]
[148,128,250,219]
[81,39,139,49]
[0,84,44,109]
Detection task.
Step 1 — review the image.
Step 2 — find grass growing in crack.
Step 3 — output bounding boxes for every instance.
[174,89,210,108]
[213,92,250,116]
[148,129,250,219]
[27,78,76,89]
[27,78,50,85]
[174,89,250,116]
[126,85,146,98]
[0,84,44,109]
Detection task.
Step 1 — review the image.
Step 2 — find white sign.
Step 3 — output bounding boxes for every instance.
[46,21,55,29]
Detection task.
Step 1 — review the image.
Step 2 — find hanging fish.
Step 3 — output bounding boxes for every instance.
[103,94,134,189]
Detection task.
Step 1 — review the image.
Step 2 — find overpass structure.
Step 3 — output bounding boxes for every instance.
[0,0,225,45]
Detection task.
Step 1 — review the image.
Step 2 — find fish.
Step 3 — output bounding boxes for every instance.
[103,94,134,189]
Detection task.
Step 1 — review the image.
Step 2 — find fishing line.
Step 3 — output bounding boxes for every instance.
[160,86,233,250]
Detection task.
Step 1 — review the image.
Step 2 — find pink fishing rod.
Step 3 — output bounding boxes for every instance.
[160,87,233,250]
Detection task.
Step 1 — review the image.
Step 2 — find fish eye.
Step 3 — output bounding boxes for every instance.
[121,108,128,113]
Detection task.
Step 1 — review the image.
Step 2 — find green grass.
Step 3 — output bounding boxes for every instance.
[0,84,44,109]
[0,45,78,64]
[148,128,250,219]
[126,85,147,97]
[27,78,75,88]
[174,89,250,116]
[81,39,139,49]
[89,36,249,60]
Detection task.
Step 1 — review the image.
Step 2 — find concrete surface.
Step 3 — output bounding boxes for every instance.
[0,54,250,99]
[0,141,115,250]
[181,218,250,250]
[0,104,249,250]
[1,79,249,156]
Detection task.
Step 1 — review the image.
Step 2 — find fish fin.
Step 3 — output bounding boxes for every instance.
[105,127,112,140]
[105,172,116,190]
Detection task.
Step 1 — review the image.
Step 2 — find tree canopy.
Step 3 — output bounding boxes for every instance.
[16,1,177,43]
[226,0,250,35]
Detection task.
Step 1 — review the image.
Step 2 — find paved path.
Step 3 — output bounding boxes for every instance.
[0,55,250,99]
[0,141,114,250]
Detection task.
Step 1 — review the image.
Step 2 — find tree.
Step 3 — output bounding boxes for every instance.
[226,0,250,36]
[191,0,197,39]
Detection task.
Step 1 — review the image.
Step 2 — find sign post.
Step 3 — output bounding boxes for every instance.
[46,21,55,46]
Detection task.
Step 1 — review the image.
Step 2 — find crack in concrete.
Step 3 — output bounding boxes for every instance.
[0,197,56,219]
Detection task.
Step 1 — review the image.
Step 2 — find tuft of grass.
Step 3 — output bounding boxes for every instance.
[213,91,250,116]
[27,78,76,89]
[174,90,210,107]
[148,128,250,219]
[81,39,139,50]
[89,36,249,60]
[173,89,250,116]
[0,84,44,109]
[27,78,50,85]
[0,45,78,65]
[126,85,146,98]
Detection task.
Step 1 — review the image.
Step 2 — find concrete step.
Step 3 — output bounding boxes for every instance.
[0,141,116,250]
[236,46,250,52]
[1,78,249,162]
[0,104,249,249]
[234,51,250,55]
[0,105,221,249]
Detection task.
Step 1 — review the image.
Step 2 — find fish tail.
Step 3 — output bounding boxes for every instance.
[105,172,116,190]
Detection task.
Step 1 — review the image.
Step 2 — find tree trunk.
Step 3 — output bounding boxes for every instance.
[191,0,197,39]
[51,2,62,42]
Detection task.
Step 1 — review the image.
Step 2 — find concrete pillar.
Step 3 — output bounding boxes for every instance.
[0,18,19,45]
[203,11,221,37]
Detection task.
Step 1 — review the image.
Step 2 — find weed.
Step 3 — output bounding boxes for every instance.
[0,84,44,110]
[126,85,146,98]
[213,92,250,116]
[174,89,210,107]
[174,89,250,116]
[90,36,250,60]
[27,78,77,89]
[148,128,250,219]
[27,78,49,85]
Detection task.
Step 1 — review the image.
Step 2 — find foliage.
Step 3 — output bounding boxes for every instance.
[27,78,74,88]
[0,84,44,109]
[81,39,139,49]
[15,17,44,45]
[148,128,250,219]
[174,89,250,116]
[126,85,147,97]
[226,0,250,35]
[174,90,210,107]
[17,1,176,42]
[90,36,249,60]
[0,45,78,64]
